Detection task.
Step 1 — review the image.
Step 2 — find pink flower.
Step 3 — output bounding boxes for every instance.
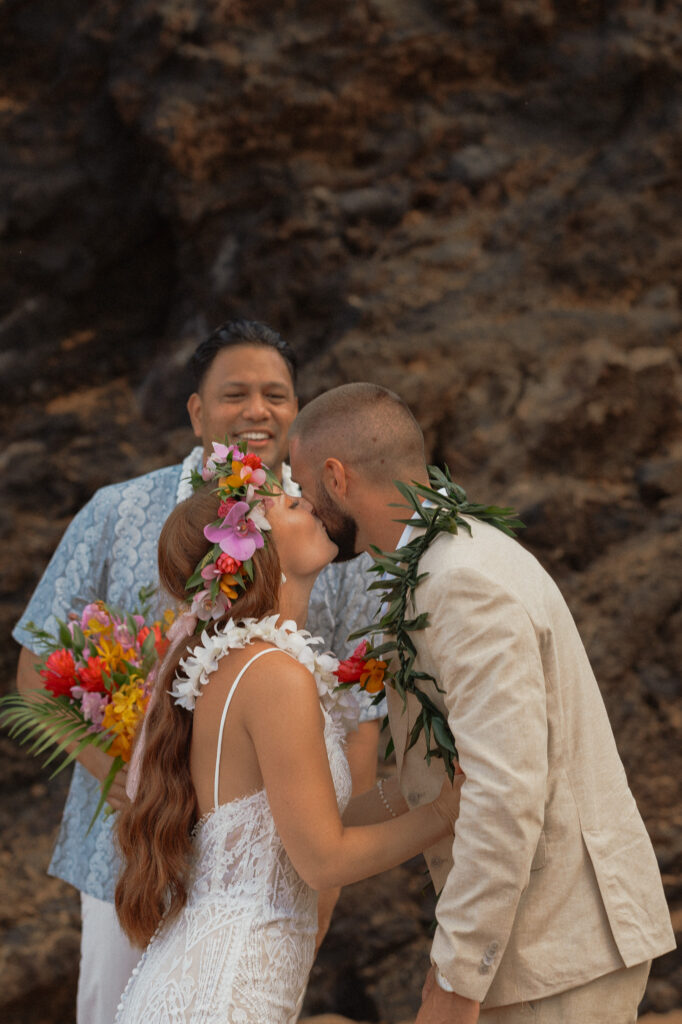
[211,441,239,462]
[240,464,266,487]
[204,501,265,561]
[73,688,110,728]
[113,623,136,649]
[190,588,230,620]
[200,561,222,582]
[80,603,110,631]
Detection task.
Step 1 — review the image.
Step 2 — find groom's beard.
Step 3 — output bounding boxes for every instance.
[315,482,359,563]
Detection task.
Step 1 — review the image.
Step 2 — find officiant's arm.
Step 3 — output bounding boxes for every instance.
[420,567,547,1005]
[16,646,130,810]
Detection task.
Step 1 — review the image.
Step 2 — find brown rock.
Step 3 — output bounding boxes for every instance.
[1,0,681,1019]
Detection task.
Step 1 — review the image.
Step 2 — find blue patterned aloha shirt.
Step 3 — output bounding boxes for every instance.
[12,450,384,903]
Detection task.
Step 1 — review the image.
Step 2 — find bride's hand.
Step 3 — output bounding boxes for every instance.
[432,767,465,832]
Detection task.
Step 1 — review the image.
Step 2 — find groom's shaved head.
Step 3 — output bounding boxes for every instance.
[290,383,425,481]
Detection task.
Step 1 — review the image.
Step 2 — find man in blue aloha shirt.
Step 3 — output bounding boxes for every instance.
[13,319,384,1024]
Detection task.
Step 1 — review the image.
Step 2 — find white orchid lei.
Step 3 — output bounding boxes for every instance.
[170,614,359,732]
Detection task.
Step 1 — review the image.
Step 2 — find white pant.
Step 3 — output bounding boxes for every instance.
[78,892,141,1024]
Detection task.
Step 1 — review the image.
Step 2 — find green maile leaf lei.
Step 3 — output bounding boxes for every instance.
[349,465,524,781]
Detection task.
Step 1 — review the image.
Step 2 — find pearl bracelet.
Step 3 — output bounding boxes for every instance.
[377,778,398,818]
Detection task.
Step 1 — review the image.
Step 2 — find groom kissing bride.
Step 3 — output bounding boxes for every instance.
[289,382,674,1024]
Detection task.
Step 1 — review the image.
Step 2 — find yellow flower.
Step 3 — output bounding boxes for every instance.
[161,608,175,629]
[360,658,387,694]
[219,462,244,490]
[95,637,127,674]
[101,682,148,763]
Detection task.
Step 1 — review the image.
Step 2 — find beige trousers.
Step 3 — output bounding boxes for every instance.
[480,961,651,1024]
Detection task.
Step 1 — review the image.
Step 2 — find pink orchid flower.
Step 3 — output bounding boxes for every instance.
[190,588,230,620]
[211,441,239,461]
[80,603,110,631]
[204,501,265,561]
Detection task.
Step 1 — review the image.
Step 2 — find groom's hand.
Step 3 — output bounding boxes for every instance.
[416,968,480,1024]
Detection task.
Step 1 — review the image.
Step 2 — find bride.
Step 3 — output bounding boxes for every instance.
[114,443,462,1024]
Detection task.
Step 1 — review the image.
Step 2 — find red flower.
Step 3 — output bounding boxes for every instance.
[76,656,107,693]
[242,453,263,470]
[334,640,369,684]
[216,552,242,575]
[138,623,169,660]
[41,649,77,698]
[136,625,151,646]
[218,498,238,518]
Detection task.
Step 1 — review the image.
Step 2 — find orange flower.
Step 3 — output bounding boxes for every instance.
[219,574,240,600]
[220,463,244,489]
[360,658,387,694]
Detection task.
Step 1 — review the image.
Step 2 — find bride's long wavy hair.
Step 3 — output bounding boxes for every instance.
[115,486,281,947]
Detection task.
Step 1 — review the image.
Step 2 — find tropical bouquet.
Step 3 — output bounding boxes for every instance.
[0,591,174,827]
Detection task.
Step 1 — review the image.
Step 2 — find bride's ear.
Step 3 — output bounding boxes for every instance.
[322,458,348,498]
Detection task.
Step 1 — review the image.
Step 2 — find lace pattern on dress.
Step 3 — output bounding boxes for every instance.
[115,625,351,1024]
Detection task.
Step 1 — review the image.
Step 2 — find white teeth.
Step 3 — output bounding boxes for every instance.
[237,432,270,440]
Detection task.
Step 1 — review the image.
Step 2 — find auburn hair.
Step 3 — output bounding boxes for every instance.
[115,486,281,947]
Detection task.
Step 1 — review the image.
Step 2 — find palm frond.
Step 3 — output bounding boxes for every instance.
[0,693,110,778]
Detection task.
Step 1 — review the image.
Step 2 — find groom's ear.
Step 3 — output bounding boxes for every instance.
[322,458,348,499]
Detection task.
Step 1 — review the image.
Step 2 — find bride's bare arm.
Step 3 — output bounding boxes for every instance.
[243,655,463,891]
[342,776,409,826]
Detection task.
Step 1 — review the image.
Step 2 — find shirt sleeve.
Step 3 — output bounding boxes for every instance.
[307,554,387,723]
[12,488,116,651]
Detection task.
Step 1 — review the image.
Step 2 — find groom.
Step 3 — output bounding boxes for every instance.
[289,382,675,1024]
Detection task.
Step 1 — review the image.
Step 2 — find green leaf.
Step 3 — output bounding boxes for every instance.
[431,715,456,754]
[57,621,73,648]
[141,631,157,658]
[243,559,255,582]
[87,755,124,834]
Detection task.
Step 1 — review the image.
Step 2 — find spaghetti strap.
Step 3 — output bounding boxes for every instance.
[213,646,283,809]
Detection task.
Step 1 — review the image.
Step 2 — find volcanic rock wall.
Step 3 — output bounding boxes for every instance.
[1,1,681,1021]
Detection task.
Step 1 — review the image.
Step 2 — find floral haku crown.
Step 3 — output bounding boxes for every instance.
[185,441,279,621]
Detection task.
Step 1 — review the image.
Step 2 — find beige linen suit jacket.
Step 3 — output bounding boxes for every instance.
[386,518,674,1007]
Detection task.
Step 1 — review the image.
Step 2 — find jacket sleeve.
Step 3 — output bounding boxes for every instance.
[424,567,548,1001]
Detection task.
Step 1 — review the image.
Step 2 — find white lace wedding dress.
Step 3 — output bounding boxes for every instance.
[115,619,353,1024]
